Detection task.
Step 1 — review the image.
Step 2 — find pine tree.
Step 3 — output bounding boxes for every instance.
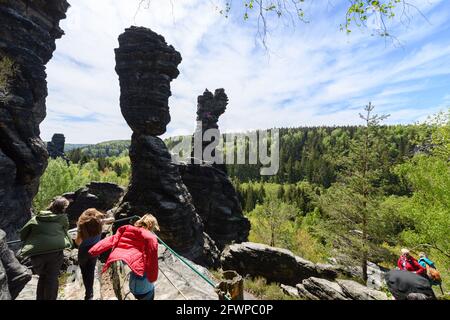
[320,103,389,281]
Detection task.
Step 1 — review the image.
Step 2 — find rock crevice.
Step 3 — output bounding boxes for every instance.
[0,0,69,239]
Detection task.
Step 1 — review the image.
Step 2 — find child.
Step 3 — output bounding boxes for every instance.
[89,214,159,300]
[75,208,107,300]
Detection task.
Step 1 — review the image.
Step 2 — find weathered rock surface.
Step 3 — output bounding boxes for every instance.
[301,277,349,300]
[114,26,219,267]
[192,88,228,165]
[336,279,388,300]
[179,163,250,250]
[178,88,250,250]
[328,257,388,290]
[62,182,125,227]
[0,229,32,300]
[115,26,181,136]
[280,284,300,299]
[0,0,69,240]
[103,245,219,300]
[220,242,337,286]
[295,283,320,300]
[47,133,67,159]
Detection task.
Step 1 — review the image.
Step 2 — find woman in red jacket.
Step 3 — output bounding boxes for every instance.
[397,248,426,276]
[89,214,159,300]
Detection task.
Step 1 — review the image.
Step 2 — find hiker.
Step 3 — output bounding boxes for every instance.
[418,252,442,287]
[397,248,426,276]
[88,214,159,300]
[74,208,114,300]
[385,270,436,300]
[19,197,73,300]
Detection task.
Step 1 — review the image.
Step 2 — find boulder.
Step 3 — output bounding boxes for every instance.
[295,284,319,300]
[280,284,300,299]
[63,182,125,227]
[220,242,337,286]
[0,256,10,300]
[0,229,31,300]
[0,0,69,239]
[366,261,388,290]
[336,279,388,300]
[301,277,349,300]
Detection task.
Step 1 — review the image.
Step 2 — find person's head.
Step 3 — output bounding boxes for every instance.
[80,208,105,220]
[77,208,104,240]
[47,197,70,214]
[134,214,160,232]
[401,248,411,257]
[419,252,427,259]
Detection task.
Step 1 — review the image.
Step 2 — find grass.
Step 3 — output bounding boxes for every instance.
[244,277,300,300]
[0,56,17,95]
[210,269,300,300]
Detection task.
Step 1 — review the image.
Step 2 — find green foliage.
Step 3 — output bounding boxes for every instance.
[319,103,391,280]
[33,158,129,212]
[248,197,329,263]
[213,0,413,45]
[428,108,450,159]
[244,277,300,300]
[227,125,422,193]
[0,56,17,98]
[67,140,130,161]
[343,0,402,36]
[248,199,299,247]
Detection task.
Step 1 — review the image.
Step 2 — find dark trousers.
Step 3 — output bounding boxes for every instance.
[78,245,97,300]
[31,251,64,300]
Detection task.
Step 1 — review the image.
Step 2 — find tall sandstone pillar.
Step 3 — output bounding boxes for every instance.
[114,27,219,267]
[0,0,69,239]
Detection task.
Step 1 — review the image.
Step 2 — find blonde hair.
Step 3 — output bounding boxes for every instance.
[401,248,410,255]
[134,214,160,232]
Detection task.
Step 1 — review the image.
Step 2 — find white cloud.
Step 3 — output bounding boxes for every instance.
[41,0,450,143]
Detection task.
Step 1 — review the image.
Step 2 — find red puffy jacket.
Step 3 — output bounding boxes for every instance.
[397,255,426,276]
[89,225,158,282]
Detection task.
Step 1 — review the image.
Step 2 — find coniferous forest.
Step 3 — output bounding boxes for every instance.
[44,108,448,296]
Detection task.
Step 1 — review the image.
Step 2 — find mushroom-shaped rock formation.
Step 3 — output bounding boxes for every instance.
[179,88,250,250]
[47,133,67,159]
[113,27,219,267]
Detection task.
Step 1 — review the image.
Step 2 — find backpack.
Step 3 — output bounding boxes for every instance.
[426,265,442,283]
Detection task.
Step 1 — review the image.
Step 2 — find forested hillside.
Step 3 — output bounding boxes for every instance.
[68,124,427,191]
[49,109,449,296]
[67,140,130,162]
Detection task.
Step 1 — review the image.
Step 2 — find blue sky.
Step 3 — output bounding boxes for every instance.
[42,0,450,143]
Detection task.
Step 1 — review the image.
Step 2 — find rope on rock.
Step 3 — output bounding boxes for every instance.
[158,266,189,300]
[6,214,232,300]
[120,215,231,300]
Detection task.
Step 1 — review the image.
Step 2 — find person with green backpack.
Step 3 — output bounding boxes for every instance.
[19,197,73,300]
